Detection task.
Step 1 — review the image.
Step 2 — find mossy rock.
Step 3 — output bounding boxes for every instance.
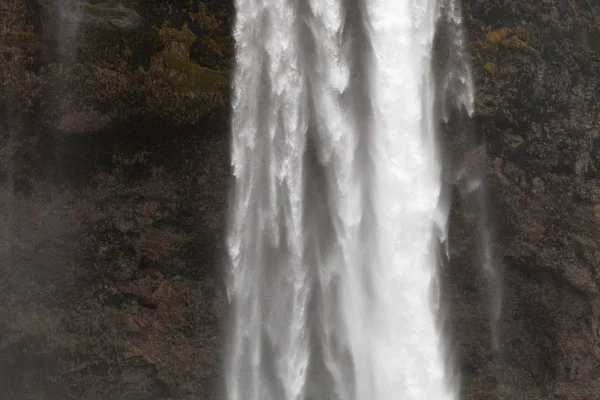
[3,0,232,127]
[126,67,228,126]
[483,62,497,74]
[484,27,511,46]
[475,24,532,53]
[158,24,196,46]
[82,1,142,31]
[157,51,228,91]
[150,24,228,95]
[98,23,231,126]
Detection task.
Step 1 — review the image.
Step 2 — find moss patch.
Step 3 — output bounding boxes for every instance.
[483,62,497,74]
[158,24,196,46]
[159,51,228,92]
[484,27,511,45]
[81,1,142,30]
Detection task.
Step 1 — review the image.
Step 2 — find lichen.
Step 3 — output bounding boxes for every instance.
[505,37,529,50]
[483,62,496,74]
[511,22,538,42]
[484,27,511,46]
[474,23,533,53]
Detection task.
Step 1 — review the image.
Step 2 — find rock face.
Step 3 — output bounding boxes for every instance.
[0,0,231,398]
[0,117,229,399]
[445,0,600,399]
[1,0,600,398]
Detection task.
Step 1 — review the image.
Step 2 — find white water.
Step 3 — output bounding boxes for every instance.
[226,0,459,399]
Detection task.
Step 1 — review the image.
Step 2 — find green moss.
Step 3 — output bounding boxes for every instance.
[123,46,132,59]
[82,1,128,12]
[158,51,227,92]
[151,20,228,93]
[503,37,529,50]
[158,23,196,46]
[83,1,103,11]
[511,22,537,42]
[126,63,228,125]
[189,3,219,31]
[484,27,511,46]
[186,1,234,70]
[483,62,496,74]
[171,63,226,92]
[473,24,531,53]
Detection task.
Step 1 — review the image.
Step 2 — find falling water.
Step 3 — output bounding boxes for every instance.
[226,0,461,399]
[438,0,503,359]
[53,0,81,64]
[49,0,81,128]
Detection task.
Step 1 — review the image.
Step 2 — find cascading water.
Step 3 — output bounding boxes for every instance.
[53,0,80,64]
[437,0,502,361]
[226,0,462,398]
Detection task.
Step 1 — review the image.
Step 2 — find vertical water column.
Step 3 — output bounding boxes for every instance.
[47,0,81,128]
[368,0,457,398]
[439,0,503,363]
[226,1,310,398]
[226,0,460,399]
[53,0,81,65]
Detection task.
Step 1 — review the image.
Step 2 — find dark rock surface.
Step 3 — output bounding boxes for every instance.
[0,114,229,398]
[446,0,600,399]
[0,1,231,397]
[1,0,600,398]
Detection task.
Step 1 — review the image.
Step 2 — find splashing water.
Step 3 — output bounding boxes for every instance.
[226,0,463,398]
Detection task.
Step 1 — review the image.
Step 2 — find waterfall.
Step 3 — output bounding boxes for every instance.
[437,0,503,362]
[226,0,462,398]
[49,0,81,126]
[53,0,81,64]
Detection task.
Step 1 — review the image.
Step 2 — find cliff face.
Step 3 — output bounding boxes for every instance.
[448,0,600,398]
[1,0,600,398]
[0,0,231,398]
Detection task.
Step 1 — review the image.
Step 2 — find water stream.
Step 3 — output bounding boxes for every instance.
[226,0,471,398]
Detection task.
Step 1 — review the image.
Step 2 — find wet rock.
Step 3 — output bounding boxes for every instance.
[447,0,600,398]
[80,2,143,31]
[2,0,600,398]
